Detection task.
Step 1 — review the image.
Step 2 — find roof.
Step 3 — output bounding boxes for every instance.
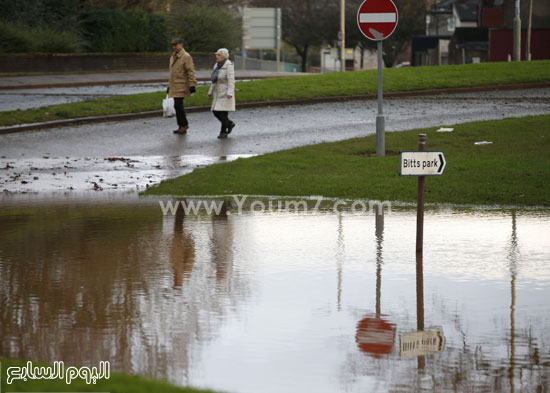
[456,41,489,50]
[454,0,478,22]
[434,0,456,10]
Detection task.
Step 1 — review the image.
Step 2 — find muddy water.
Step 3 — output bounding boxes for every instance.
[0,202,549,393]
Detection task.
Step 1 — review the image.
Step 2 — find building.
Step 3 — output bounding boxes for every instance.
[412,0,550,65]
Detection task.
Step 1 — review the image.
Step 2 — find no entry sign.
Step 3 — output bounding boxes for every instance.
[357,0,398,41]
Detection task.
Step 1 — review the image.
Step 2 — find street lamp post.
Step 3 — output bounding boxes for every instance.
[513,0,521,61]
[341,0,346,72]
[526,0,533,60]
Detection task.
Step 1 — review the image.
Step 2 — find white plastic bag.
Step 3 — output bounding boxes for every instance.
[162,95,175,117]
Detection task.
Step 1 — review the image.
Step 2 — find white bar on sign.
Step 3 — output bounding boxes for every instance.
[360,13,396,23]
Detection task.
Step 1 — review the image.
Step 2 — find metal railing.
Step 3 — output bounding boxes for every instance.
[233,55,300,72]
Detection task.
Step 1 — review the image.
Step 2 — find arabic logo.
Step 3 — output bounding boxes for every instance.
[6,361,110,385]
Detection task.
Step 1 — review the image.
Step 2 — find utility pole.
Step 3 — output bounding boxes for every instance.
[341,0,346,72]
[513,0,521,61]
[526,0,533,60]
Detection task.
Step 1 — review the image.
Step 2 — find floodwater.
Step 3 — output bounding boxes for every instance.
[1,198,549,393]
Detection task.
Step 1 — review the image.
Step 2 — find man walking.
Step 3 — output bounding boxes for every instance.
[168,38,197,134]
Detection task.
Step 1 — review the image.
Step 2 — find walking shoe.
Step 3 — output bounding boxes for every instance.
[217,132,228,139]
[227,122,236,135]
[173,126,188,134]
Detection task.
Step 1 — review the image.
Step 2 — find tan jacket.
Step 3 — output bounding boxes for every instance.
[168,49,196,98]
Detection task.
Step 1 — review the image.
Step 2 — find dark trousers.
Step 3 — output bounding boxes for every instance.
[213,110,231,132]
[174,97,188,127]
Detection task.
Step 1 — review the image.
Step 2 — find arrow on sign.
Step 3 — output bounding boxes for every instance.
[400,151,447,176]
[368,28,385,40]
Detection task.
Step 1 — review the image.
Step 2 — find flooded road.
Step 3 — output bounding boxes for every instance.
[1,88,549,193]
[1,201,549,393]
[1,86,549,392]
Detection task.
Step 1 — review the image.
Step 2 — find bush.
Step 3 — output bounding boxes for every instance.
[0,22,83,53]
[34,27,85,53]
[166,4,241,53]
[81,8,168,52]
[0,0,84,54]
[0,23,32,53]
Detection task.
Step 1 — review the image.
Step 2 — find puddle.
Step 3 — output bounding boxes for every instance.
[0,154,253,193]
[1,203,549,393]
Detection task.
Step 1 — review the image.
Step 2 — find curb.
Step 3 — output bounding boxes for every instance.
[0,75,291,90]
[1,82,549,135]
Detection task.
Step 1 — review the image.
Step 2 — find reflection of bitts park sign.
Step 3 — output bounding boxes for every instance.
[400,330,445,357]
[242,7,282,50]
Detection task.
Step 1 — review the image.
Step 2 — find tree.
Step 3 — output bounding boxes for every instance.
[82,0,169,11]
[345,0,427,67]
[166,4,242,53]
[249,0,339,72]
[0,0,82,29]
[381,0,427,66]
[81,8,168,52]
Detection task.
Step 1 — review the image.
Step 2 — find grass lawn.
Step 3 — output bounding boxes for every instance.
[0,358,221,393]
[144,115,550,207]
[1,60,549,127]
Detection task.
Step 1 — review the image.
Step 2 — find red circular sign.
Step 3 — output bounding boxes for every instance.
[355,316,396,357]
[357,0,398,41]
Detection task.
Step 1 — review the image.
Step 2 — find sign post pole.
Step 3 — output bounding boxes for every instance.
[399,142,446,252]
[376,40,385,157]
[416,134,426,254]
[357,0,398,157]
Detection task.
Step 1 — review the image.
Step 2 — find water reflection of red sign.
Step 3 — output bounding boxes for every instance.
[355,316,396,357]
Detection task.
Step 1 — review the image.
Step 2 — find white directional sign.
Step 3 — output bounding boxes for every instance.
[400,151,447,176]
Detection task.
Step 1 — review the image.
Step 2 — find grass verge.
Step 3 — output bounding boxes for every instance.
[0,358,221,393]
[143,115,550,207]
[1,60,549,127]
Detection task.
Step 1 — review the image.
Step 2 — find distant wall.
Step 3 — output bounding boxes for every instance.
[0,53,214,73]
[489,29,550,61]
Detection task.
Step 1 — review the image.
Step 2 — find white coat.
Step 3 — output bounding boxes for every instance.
[208,60,236,112]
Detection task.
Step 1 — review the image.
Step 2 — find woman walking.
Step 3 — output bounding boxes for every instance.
[208,48,236,139]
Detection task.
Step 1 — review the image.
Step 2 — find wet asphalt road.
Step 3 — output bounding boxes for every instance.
[0,70,307,111]
[0,83,167,111]
[0,80,235,111]
[1,88,549,194]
